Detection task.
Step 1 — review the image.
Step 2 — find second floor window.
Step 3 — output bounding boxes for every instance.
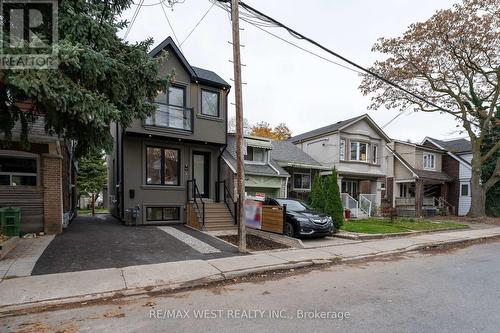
[146,146,180,186]
[201,89,219,117]
[350,142,368,162]
[372,145,378,164]
[423,153,435,170]
[339,139,345,160]
[147,85,192,131]
[244,146,266,163]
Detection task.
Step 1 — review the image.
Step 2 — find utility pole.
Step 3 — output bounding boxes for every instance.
[231,0,246,252]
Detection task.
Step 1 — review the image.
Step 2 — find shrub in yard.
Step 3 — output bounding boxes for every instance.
[309,174,326,211]
[324,167,344,229]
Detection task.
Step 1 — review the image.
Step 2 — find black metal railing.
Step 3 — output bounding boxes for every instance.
[216,180,237,225]
[187,179,205,226]
[145,103,194,132]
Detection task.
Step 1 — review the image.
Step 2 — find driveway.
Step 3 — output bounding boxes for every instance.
[32,214,240,275]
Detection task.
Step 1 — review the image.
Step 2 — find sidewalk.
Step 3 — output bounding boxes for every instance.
[1,227,500,314]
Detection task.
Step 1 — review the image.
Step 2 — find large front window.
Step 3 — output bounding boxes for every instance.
[146,85,192,131]
[0,156,37,186]
[350,142,368,161]
[146,147,180,185]
[244,146,267,163]
[293,172,311,190]
[201,89,219,117]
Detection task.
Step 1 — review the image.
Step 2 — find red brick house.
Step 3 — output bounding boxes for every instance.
[0,118,76,234]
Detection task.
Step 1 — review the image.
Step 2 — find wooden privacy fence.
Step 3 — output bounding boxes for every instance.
[261,204,285,234]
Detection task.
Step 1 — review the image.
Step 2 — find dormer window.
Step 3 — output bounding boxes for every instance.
[244,146,267,163]
[201,89,219,117]
[423,153,436,170]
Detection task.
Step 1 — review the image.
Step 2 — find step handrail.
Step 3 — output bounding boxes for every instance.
[216,180,237,225]
[187,179,205,226]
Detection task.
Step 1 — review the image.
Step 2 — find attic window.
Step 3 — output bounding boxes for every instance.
[423,153,436,170]
[244,147,266,163]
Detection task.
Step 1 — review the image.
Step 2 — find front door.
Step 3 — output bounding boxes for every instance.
[192,152,210,198]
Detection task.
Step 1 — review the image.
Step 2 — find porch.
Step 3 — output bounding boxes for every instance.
[395,179,454,217]
[340,177,382,218]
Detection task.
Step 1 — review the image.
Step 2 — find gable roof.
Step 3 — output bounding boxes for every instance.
[149,37,230,89]
[289,114,391,143]
[270,140,328,170]
[424,137,472,154]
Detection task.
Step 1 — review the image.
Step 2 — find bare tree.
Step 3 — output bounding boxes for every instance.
[359,0,500,217]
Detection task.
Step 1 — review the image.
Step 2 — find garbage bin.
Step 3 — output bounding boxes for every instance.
[0,207,21,237]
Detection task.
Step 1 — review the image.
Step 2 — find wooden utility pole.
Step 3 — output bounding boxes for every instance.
[231,0,246,252]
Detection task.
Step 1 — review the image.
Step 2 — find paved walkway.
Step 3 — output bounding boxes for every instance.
[0,235,54,279]
[1,226,499,311]
[31,215,240,275]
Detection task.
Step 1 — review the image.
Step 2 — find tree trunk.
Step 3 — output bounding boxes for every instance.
[91,193,96,216]
[468,148,486,217]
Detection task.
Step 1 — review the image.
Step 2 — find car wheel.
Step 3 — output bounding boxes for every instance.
[284,222,295,238]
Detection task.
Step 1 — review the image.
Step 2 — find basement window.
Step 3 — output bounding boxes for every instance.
[146,207,180,221]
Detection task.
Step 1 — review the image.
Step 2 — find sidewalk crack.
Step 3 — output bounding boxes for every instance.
[120,269,128,290]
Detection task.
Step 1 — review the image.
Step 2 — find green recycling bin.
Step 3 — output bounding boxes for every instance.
[0,207,21,237]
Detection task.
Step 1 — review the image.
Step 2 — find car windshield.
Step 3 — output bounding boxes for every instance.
[275,199,311,212]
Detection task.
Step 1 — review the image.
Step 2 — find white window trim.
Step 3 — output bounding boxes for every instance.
[244,146,268,165]
[372,145,378,164]
[349,141,369,162]
[423,153,436,170]
[339,139,346,161]
[292,171,311,191]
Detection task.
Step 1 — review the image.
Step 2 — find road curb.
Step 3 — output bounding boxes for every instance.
[1,233,499,316]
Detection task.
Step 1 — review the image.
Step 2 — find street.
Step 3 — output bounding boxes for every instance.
[2,240,500,333]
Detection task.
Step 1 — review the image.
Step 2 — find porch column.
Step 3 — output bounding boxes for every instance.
[41,151,64,234]
[415,179,424,218]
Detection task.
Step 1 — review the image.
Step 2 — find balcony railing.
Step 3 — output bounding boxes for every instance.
[145,103,193,131]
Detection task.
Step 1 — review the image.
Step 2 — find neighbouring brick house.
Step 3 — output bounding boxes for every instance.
[0,117,77,234]
[421,137,473,216]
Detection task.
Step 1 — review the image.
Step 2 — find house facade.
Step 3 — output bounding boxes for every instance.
[290,114,391,217]
[221,134,289,200]
[270,139,329,201]
[421,137,472,216]
[107,37,231,225]
[0,116,76,234]
[386,140,454,217]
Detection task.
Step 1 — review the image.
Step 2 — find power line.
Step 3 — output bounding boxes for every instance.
[216,0,478,127]
[124,0,145,40]
[160,0,182,47]
[180,1,216,47]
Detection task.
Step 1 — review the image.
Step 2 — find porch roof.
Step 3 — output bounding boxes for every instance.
[414,169,453,182]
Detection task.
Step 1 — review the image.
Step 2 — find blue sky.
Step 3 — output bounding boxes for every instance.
[122,0,464,142]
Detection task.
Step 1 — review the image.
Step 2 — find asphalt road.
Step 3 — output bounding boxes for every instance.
[3,241,500,333]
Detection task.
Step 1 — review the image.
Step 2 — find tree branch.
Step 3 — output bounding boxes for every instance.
[484,159,500,192]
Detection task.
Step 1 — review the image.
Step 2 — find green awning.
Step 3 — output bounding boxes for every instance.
[246,138,273,149]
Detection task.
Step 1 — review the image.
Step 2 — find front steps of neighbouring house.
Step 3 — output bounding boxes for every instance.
[186,201,236,231]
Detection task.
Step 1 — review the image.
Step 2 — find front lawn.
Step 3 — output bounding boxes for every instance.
[341,218,468,234]
[77,208,108,216]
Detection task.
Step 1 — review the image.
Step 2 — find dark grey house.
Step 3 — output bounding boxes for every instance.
[107,37,232,226]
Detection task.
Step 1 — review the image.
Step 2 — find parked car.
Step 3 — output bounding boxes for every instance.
[265,198,335,238]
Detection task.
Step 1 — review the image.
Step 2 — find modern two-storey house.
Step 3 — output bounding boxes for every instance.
[107,37,232,227]
[290,114,391,217]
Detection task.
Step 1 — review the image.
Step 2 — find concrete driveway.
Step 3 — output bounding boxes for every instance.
[32,214,240,275]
